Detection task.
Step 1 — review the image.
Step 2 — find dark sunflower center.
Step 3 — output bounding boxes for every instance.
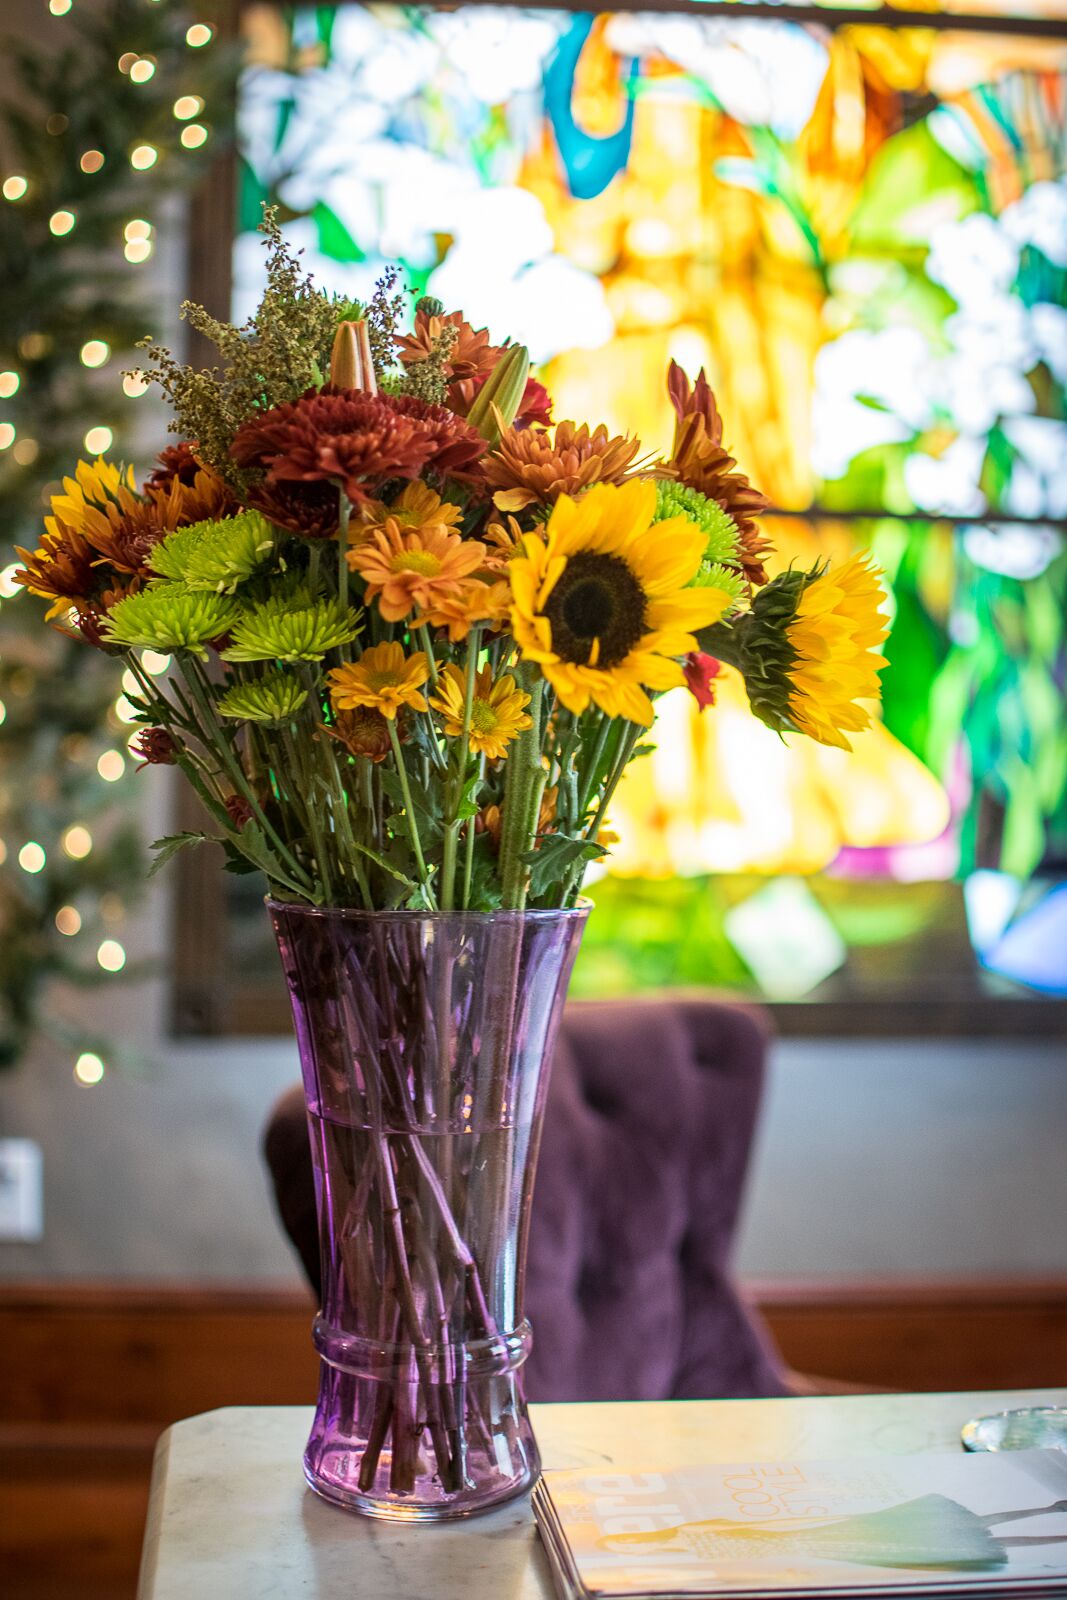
[544,552,647,669]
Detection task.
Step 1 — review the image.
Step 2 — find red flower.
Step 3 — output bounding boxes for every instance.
[683,651,721,711]
[246,478,340,541]
[133,727,178,766]
[231,387,485,504]
[224,793,254,829]
[147,441,202,489]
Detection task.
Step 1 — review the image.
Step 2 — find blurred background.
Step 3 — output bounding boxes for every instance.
[0,0,1065,1591]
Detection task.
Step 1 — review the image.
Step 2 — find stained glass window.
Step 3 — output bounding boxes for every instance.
[228,2,1067,1017]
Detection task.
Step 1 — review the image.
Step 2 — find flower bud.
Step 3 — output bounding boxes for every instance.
[466,344,530,444]
[330,319,378,395]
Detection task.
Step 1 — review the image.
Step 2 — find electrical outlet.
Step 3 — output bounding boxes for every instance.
[0,1138,43,1241]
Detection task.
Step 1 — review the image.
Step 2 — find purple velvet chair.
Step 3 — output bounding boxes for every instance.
[263,995,789,1402]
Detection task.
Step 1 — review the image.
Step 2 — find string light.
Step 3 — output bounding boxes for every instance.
[19,842,46,874]
[124,218,151,240]
[173,95,203,120]
[62,825,93,859]
[0,372,18,398]
[0,839,6,866]
[49,209,76,235]
[55,905,81,936]
[2,176,28,201]
[97,939,126,972]
[185,23,213,46]
[180,124,208,150]
[80,339,110,368]
[45,114,69,136]
[79,149,105,174]
[125,238,153,263]
[123,371,149,397]
[121,668,141,697]
[141,650,170,674]
[74,1053,105,1086]
[129,57,157,83]
[13,439,38,466]
[84,425,113,454]
[113,694,138,723]
[130,145,158,171]
[0,424,14,450]
[97,750,125,782]
[0,698,5,725]
[0,564,21,597]
[117,51,137,73]
[49,0,73,14]
[19,332,50,359]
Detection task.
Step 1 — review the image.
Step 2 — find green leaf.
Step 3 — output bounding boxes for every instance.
[147,832,214,878]
[350,841,417,892]
[313,202,365,263]
[524,833,605,900]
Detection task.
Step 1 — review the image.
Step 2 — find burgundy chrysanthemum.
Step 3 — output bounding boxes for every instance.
[231,387,487,504]
[133,727,178,766]
[147,441,202,489]
[246,478,340,541]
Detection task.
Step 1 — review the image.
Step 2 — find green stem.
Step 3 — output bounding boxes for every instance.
[498,668,545,909]
[387,719,437,908]
[562,720,643,906]
[461,754,484,911]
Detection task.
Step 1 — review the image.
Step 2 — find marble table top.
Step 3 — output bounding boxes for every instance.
[137,1388,1067,1600]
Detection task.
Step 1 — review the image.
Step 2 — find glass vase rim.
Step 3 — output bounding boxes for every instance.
[265,896,591,923]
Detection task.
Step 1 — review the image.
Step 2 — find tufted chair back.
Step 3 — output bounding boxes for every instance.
[263,995,787,1402]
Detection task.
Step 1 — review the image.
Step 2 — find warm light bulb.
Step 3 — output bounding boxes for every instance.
[49,209,76,236]
[84,425,113,454]
[74,1052,105,1086]
[173,95,203,120]
[19,842,46,874]
[49,0,73,14]
[97,750,125,782]
[185,22,213,46]
[80,339,109,368]
[0,699,5,725]
[129,58,156,83]
[124,218,152,241]
[0,424,14,450]
[130,145,158,171]
[0,371,18,398]
[124,238,152,263]
[0,839,6,866]
[180,124,208,150]
[2,176,28,201]
[117,51,137,73]
[0,564,20,597]
[123,370,149,398]
[55,905,81,936]
[141,649,170,675]
[121,668,141,697]
[97,939,126,972]
[13,438,38,466]
[113,695,138,723]
[80,149,105,174]
[62,825,93,860]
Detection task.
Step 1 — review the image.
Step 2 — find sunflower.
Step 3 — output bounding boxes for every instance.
[710,556,889,749]
[349,523,486,624]
[483,420,640,512]
[327,642,429,721]
[430,664,532,760]
[509,479,733,726]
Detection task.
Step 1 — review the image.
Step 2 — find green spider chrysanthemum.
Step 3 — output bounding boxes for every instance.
[149,510,275,592]
[220,587,360,663]
[654,480,745,610]
[103,583,243,655]
[215,675,308,725]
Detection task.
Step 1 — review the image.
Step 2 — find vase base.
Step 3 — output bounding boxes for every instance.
[303,1453,540,1521]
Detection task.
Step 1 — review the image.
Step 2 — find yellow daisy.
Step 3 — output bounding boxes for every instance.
[350,482,464,547]
[786,555,889,750]
[509,478,732,726]
[327,641,429,721]
[429,663,532,760]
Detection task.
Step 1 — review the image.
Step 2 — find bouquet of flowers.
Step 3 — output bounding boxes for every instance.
[15,214,887,913]
[14,213,889,1518]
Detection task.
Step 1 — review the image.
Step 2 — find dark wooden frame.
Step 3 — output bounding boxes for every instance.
[171,0,1067,1037]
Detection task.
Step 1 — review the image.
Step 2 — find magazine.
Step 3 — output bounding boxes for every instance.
[534,1448,1067,1599]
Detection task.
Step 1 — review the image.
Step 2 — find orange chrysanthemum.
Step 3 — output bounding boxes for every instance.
[417,578,512,642]
[349,523,486,624]
[351,483,464,549]
[663,362,772,587]
[327,642,429,721]
[483,420,640,512]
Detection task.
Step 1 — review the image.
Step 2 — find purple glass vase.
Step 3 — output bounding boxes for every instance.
[269,901,587,1520]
